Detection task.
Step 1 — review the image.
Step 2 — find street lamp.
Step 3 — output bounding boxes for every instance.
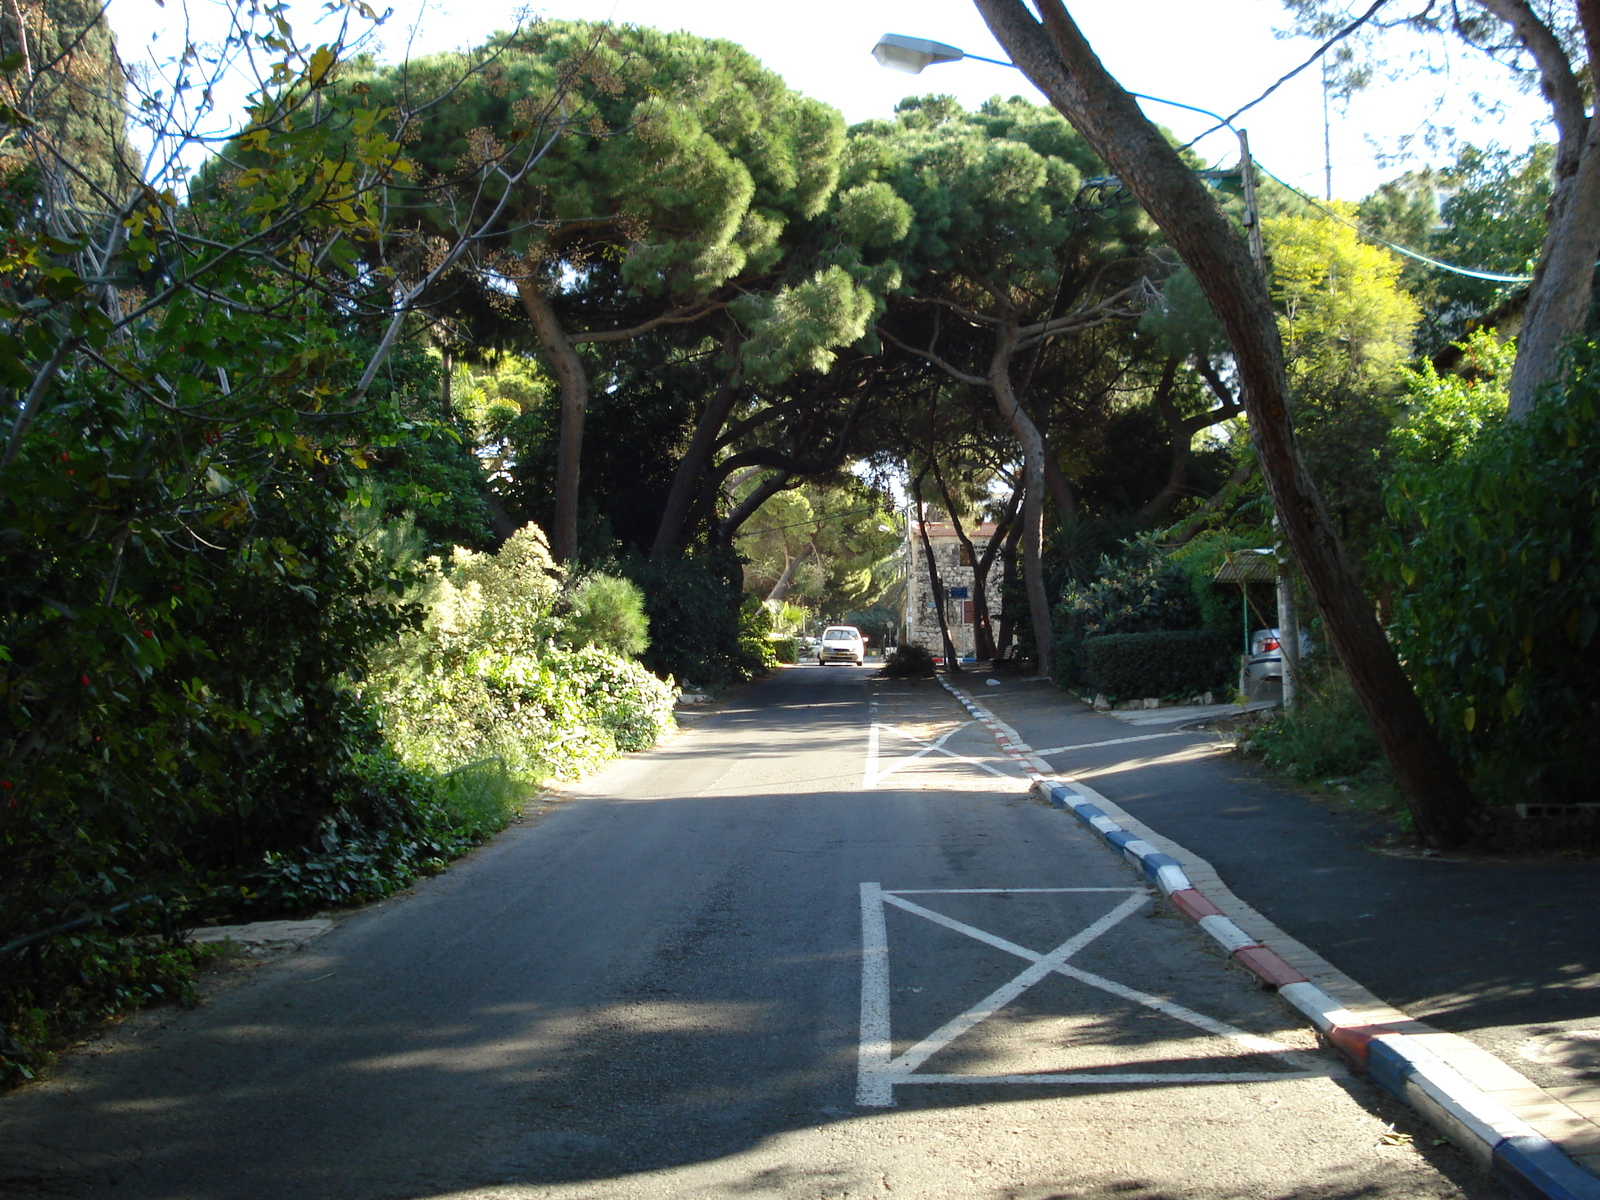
[870,33,1012,73]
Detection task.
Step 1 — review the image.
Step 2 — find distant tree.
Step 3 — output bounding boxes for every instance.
[0,0,133,207]
[858,94,1160,676]
[1360,144,1552,354]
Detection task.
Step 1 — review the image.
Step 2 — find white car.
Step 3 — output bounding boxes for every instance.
[1246,628,1314,680]
[818,625,865,666]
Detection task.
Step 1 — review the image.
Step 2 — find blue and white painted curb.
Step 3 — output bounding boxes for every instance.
[939,677,1600,1200]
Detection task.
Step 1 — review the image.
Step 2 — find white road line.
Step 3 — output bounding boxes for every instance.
[875,723,1011,779]
[872,722,975,783]
[862,722,881,790]
[890,888,1137,894]
[1054,963,1294,1056]
[857,883,895,1107]
[882,892,1150,1075]
[857,887,1314,1105]
[1031,731,1192,757]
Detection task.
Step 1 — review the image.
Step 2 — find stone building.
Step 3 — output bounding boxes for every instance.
[904,521,1004,661]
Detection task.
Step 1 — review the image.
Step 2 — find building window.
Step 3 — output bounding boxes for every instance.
[958,543,974,566]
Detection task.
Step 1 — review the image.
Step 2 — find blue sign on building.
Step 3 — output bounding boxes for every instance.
[948,586,970,599]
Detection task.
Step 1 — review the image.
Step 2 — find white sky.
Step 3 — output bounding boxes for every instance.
[108,0,1552,203]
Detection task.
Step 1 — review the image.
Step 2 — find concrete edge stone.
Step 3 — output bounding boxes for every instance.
[937,679,1600,1200]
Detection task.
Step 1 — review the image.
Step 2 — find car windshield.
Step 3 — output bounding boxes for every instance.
[823,629,855,640]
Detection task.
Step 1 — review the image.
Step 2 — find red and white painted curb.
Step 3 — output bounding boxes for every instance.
[940,678,1600,1200]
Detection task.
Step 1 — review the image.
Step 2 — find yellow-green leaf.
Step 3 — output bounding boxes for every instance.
[308,44,337,87]
[1462,706,1476,732]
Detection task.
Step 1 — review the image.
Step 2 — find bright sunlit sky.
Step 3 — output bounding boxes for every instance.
[106,0,1551,205]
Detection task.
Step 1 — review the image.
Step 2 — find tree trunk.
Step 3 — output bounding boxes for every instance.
[766,545,813,603]
[515,276,587,564]
[1041,452,1076,520]
[931,457,1008,661]
[651,352,741,559]
[976,487,1022,662]
[912,470,962,672]
[994,490,1027,658]
[1507,112,1600,416]
[988,326,1055,679]
[976,0,1476,845]
[1138,355,1193,520]
[713,469,792,547]
[1472,0,1600,418]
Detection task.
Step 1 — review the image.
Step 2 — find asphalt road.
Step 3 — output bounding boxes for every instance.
[0,667,1499,1199]
[959,679,1600,1092]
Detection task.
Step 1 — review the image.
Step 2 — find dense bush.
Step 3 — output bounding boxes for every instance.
[560,573,651,659]
[882,643,937,677]
[1374,340,1600,804]
[770,636,800,664]
[1054,538,1204,684]
[365,526,676,783]
[1242,668,1383,783]
[620,549,765,685]
[1084,630,1233,701]
[738,595,780,673]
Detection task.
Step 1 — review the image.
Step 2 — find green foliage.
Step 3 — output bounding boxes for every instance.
[1392,330,1514,469]
[770,635,799,665]
[364,526,676,782]
[1265,207,1420,396]
[737,478,900,612]
[1242,669,1384,784]
[1,926,208,1087]
[561,574,651,659]
[1362,145,1552,353]
[620,549,763,684]
[1084,631,1233,702]
[1168,532,1264,645]
[1053,540,1203,684]
[0,0,135,204]
[1374,341,1600,804]
[882,642,937,677]
[739,595,780,673]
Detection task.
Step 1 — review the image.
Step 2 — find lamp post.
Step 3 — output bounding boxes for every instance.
[871,33,1302,706]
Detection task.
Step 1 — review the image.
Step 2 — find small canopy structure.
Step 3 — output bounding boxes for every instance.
[1213,550,1277,652]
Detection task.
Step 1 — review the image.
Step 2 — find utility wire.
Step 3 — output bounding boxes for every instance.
[1251,160,1535,283]
[731,504,895,539]
[1175,0,1393,153]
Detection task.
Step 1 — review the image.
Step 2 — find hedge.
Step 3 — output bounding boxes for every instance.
[1085,630,1233,701]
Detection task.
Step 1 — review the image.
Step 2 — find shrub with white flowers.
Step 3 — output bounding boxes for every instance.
[366,524,676,781]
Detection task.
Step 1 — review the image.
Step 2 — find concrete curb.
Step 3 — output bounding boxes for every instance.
[938,677,1600,1200]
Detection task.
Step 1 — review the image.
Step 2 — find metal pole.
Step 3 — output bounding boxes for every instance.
[1239,131,1302,711]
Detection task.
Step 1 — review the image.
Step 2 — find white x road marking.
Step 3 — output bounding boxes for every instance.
[861,722,1012,790]
[857,884,1322,1106]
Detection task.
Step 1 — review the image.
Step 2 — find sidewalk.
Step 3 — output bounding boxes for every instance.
[943,674,1600,1190]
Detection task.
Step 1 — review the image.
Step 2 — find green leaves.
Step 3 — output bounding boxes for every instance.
[1374,339,1600,802]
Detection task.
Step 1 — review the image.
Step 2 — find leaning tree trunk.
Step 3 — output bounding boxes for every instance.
[516,276,587,564]
[994,493,1027,658]
[989,328,1055,679]
[975,0,1475,845]
[912,470,962,672]
[1472,0,1600,418]
[1507,118,1600,416]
